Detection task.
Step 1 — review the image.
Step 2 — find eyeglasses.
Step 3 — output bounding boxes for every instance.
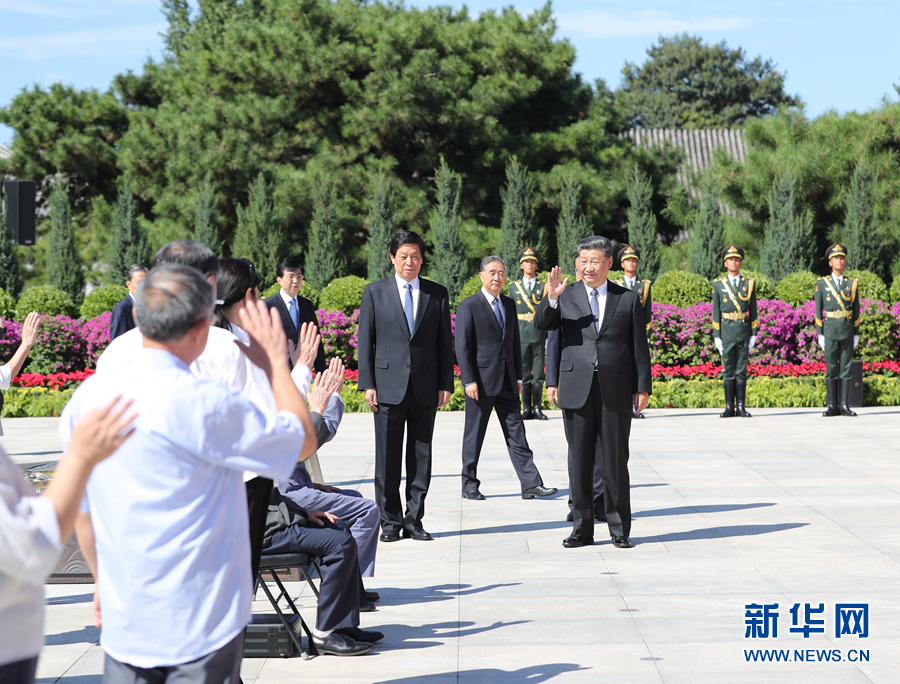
[281,273,303,281]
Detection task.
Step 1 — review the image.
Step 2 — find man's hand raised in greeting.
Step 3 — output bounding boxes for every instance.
[546,266,569,301]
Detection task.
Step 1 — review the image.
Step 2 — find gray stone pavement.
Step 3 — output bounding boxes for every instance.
[2,406,898,683]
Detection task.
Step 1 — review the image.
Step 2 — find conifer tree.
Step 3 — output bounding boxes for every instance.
[0,197,23,298]
[688,180,725,281]
[233,173,286,285]
[106,185,152,284]
[46,176,85,304]
[305,176,344,291]
[499,157,546,277]
[625,166,661,279]
[843,158,881,274]
[760,170,815,281]
[194,175,220,256]
[556,172,590,265]
[428,157,468,301]
[366,174,396,282]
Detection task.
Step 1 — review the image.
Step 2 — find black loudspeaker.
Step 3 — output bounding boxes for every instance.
[3,180,37,246]
[850,359,863,407]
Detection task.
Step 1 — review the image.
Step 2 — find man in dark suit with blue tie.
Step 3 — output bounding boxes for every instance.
[109,265,147,341]
[264,260,326,372]
[357,231,454,542]
[455,256,558,501]
[535,235,652,549]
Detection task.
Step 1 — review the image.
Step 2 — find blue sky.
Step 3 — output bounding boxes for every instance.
[2,0,898,146]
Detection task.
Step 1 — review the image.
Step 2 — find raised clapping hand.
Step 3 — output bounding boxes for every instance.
[236,294,289,376]
[20,311,42,347]
[308,358,345,415]
[289,322,321,368]
[546,266,569,300]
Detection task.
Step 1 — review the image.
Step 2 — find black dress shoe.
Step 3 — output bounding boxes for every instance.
[632,409,645,419]
[522,485,558,499]
[335,626,384,643]
[462,488,485,500]
[311,631,375,656]
[566,510,573,522]
[379,529,401,543]
[562,535,593,548]
[358,602,376,613]
[364,590,380,603]
[611,535,633,548]
[402,526,433,541]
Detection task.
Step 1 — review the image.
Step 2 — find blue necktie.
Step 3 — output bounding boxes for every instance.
[288,297,299,332]
[404,283,415,333]
[590,288,600,331]
[492,297,504,333]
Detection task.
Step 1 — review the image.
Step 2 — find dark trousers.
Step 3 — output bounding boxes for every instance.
[825,337,854,380]
[521,341,545,385]
[373,380,436,532]
[564,373,631,540]
[0,656,37,684]
[721,337,750,381]
[245,477,274,579]
[566,441,604,514]
[102,631,243,684]
[461,376,542,492]
[265,519,364,633]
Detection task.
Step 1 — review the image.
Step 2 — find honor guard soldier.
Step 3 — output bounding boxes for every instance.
[712,245,757,418]
[816,243,860,417]
[615,245,653,419]
[510,247,548,420]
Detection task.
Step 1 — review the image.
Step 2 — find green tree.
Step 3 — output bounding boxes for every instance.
[428,157,468,301]
[232,173,286,284]
[760,170,815,281]
[305,177,345,291]
[106,185,152,284]
[194,175,220,256]
[843,158,886,277]
[625,166,661,279]
[555,171,590,265]
[618,34,797,129]
[499,158,546,276]
[366,174,396,282]
[46,177,85,305]
[0,198,23,299]
[688,180,725,281]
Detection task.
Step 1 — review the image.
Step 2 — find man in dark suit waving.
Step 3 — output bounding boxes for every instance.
[264,259,326,372]
[455,256,558,501]
[357,231,454,542]
[535,235,652,549]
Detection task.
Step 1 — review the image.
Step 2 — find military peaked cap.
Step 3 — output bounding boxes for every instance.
[720,245,745,261]
[518,246,540,264]
[618,245,640,262]
[825,243,847,260]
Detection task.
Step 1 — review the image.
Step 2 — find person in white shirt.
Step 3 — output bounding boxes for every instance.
[64,264,316,682]
[0,311,41,437]
[1,398,136,684]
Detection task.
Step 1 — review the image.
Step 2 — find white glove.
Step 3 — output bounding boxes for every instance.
[853,335,859,349]
[714,338,724,355]
[818,335,826,351]
[748,336,757,350]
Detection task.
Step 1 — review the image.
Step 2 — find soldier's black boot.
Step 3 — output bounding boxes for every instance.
[632,395,645,419]
[532,384,548,420]
[735,380,752,417]
[720,381,735,418]
[823,380,840,417]
[521,385,533,420]
[839,379,857,417]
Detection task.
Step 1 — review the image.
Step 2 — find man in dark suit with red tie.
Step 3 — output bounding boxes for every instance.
[357,232,454,542]
[455,256,558,501]
[264,259,326,372]
[535,235,652,549]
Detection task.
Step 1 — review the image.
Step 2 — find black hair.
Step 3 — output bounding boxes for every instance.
[214,258,262,329]
[153,240,220,278]
[276,259,303,279]
[389,231,426,258]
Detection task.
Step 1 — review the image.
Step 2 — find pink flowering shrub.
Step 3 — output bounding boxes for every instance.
[24,315,89,374]
[317,308,359,367]
[648,302,717,366]
[83,312,112,368]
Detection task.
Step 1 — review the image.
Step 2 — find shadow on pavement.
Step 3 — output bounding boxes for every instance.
[374,619,532,650]
[448,521,571,537]
[44,625,99,646]
[46,593,93,605]
[375,583,521,604]
[639,522,808,543]
[372,663,588,682]
[634,502,776,518]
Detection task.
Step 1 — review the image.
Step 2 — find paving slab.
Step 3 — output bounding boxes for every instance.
[2,406,896,683]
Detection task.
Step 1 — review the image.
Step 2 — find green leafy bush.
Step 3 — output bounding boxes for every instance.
[15,286,78,321]
[845,270,888,301]
[0,387,76,417]
[454,274,483,312]
[261,282,280,299]
[856,299,899,363]
[0,288,16,320]
[318,276,368,314]
[864,377,900,405]
[890,278,900,305]
[260,281,319,307]
[775,271,817,306]
[80,284,129,320]
[718,268,776,300]
[653,270,711,307]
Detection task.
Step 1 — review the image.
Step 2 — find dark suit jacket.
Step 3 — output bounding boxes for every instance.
[109,296,135,341]
[536,280,651,413]
[357,276,454,406]
[264,292,326,372]
[455,291,521,397]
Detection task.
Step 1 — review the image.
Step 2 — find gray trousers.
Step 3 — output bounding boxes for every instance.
[103,631,243,684]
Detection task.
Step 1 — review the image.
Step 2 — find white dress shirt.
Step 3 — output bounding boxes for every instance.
[549,280,608,330]
[395,273,420,320]
[60,349,304,668]
[624,276,637,289]
[0,447,62,667]
[521,276,537,293]
[480,287,505,328]
[833,274,844,287]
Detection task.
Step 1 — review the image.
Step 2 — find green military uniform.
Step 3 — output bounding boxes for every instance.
[712,245,758,418]
[815,243,860,417]
[510,246,548,420]
[615,246,653,332]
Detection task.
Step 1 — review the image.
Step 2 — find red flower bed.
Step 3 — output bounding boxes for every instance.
[12,369,96,389]
[652,361,900,380]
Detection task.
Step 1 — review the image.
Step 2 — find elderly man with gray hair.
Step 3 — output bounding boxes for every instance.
[454,255,558,501]
[60,264,317,684]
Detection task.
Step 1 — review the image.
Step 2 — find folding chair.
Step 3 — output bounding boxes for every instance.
[255,552,320,658]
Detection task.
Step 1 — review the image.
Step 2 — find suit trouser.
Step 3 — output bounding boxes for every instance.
[265,519,364,633]
[373,380,436,532]
[564,373,632,539]
[280,486,380,577]
[562,395,604,512]
[825,337,854,380]
[245,477,274,579]
[0,656,37,684]
[521,340,546,385]
[461,376,543,492]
